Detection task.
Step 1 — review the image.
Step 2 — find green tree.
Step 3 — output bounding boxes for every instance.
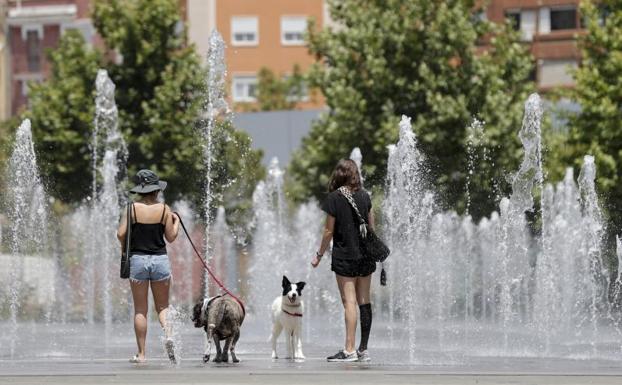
[562,1,622,232]
[26,31,102,200]
[239,65,307,111]
[289,0,534,220]
[21,0,263,214]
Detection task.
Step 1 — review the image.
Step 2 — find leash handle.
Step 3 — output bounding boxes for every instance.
[174,211,246,316]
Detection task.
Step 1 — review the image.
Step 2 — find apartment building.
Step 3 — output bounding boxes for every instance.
[5,0,94,116]
[1,2,9,121]
[486,0,582,90]
[186,0,326,110]
[0,0,594,118]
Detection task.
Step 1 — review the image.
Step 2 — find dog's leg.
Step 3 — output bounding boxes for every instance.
[230,327,241,363]
[203,327,212,363]
[213,335,223,363]
[221,337,231,363]
[270,322,282,359]
[285,330,293,359]
[294,326,305,360]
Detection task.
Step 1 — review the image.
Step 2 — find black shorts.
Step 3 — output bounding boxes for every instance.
[331,257,376,277]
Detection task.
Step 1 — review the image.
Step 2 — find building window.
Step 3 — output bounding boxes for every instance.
[550,6,577,30]
[26,29,41,72]
[505,10,521,31]
[598,5,610,26]
[231,17,258,46]
[61,21,95,44]
[473,9,488,23]
[21,80,29,97]
[539,59,577,88]
[232,76,258,102]
[505,9,536,41]
[281,16,307,45]
[284,76,308,102]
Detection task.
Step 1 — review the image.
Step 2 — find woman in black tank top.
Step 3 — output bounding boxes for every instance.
[117,170,180,364]
[130,203,168,255]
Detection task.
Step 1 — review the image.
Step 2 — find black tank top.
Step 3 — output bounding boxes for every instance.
[129,203,167,255]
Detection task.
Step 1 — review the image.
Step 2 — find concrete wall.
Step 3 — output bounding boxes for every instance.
[0,254,57,305]
[187,0,215,58]
[233,109,322,166]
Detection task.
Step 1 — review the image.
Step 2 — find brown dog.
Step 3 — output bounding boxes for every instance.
[192,295,245,363]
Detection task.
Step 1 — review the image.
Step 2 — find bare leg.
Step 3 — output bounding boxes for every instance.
[130,280,149,361]
[230,328,240,363]
[355,274,372,305]
[151,278,175,362]
[150,279,171,336]
[336,274,358,353]
[270,322,283,359]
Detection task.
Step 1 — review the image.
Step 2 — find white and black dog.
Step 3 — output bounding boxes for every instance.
[270,276,306,360]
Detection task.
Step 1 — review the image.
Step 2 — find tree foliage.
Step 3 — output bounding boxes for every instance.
[26,30,102,200]
[289,0,534,220]
[21,0,263,216]
[560,0,622,231]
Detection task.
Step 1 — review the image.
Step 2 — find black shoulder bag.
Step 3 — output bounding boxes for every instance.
[338,187,390,265]
[120,203,132,279]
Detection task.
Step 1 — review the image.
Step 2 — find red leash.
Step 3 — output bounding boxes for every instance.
[174,212,246,316]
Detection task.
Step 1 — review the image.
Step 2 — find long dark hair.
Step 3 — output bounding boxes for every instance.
[328,159,361,192]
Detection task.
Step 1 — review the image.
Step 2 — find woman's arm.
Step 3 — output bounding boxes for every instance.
[311,214,335,268]
[164,205,180,243]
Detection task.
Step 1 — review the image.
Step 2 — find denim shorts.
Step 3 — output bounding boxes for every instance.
[130,254,171,282]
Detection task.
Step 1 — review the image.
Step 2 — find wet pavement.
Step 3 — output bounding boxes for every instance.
[2,356,622,385]
[2,320,622,384]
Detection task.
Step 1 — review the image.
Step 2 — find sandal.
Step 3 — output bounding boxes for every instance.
[129,354,146,364]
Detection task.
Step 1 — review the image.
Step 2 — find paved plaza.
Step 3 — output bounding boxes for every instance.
[2,356,622,385]
[2,320,622,385]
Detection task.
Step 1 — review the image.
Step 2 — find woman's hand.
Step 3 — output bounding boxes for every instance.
[311,255,321,268]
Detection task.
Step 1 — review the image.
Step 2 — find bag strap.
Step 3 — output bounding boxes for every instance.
[337,187,368,238]
[159,203,167,224]
[124,203,132,254]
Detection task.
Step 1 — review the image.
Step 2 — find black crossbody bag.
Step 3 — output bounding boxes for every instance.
[338,187,390,264]
[120,203,132,279]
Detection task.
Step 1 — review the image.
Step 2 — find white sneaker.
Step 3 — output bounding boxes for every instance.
[357,349,370,362]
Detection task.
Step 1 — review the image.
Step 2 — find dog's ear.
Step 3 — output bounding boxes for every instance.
[296,281,306,292]
[282,275,290,288]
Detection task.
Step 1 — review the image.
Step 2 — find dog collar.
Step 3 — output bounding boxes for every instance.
[282,309,303,317]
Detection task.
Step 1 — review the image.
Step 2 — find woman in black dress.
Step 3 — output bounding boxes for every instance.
[311,159,375,362]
